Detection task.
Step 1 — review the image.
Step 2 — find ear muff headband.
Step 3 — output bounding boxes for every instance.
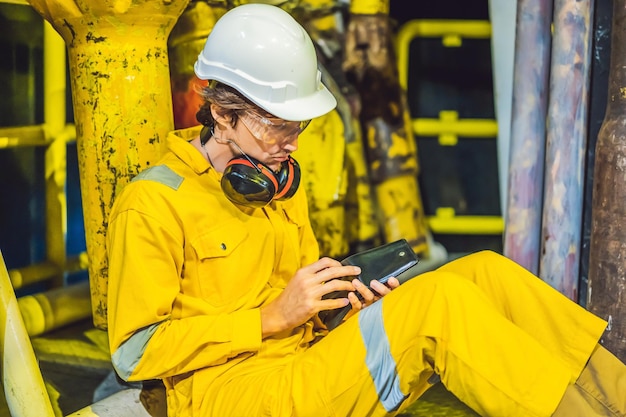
[221,155,300,208]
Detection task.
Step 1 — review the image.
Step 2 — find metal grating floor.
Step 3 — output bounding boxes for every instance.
[400,383,479,416]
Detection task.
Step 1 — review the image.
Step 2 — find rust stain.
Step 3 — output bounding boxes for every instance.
[86,32,107,43]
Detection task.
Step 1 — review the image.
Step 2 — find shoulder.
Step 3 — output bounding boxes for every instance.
[131,165,184,191]
[110,164,186,223]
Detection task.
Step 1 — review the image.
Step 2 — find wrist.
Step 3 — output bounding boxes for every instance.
[260,305,288,338]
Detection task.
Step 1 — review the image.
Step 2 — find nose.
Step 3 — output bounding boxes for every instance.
[282,135,298,153]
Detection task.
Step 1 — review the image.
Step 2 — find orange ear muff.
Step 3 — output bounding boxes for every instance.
[274,156,300,201]
[221,155,299,208]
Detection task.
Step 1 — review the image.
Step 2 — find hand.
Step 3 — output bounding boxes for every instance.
[343,276,400,321]
[260,258,361,338]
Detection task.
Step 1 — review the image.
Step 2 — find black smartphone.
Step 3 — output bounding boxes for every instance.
[318,239,419,330]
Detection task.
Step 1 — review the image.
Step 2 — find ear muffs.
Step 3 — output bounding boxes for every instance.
[221,155,301,208]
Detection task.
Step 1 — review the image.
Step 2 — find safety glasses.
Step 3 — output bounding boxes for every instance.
[238,111,311,144]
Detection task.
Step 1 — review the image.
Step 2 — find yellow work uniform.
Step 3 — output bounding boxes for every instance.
[107,126,607,417]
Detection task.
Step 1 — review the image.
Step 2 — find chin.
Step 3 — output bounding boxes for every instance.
[268,164,282,173]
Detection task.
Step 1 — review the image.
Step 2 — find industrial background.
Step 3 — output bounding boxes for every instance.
[0,0,624,416]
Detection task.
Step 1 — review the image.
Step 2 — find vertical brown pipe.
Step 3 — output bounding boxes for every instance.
[588,0,626,361]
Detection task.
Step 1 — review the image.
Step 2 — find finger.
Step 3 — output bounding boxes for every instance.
[319,296,350,312]
[320,277,355,298]
[320,265,361,284]
[352,279,376,303]
[386,277,400,289]
[306,257,343,273]
[347,291,363,311]
[370,279,392,296]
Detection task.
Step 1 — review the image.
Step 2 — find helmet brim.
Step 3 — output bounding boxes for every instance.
[194,63,338,121]
[251,84,337,121]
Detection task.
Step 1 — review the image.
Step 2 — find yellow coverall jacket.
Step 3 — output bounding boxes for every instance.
[107,126,607,417]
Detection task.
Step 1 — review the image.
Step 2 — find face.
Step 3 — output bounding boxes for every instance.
[229,110,310,171]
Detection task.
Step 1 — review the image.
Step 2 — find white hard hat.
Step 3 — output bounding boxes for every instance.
[193,3,337,121]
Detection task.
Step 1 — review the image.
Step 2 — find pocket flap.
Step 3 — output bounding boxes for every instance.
[190,220,248,259]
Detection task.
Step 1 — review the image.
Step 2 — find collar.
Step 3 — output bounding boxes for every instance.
[167,125,212,175]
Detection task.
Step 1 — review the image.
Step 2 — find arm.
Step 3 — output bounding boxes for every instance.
[107,206,262,382]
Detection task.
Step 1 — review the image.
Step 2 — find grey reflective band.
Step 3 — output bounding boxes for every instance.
[359,301,407,412]
[111,322,161,380]
[132,165,184,190]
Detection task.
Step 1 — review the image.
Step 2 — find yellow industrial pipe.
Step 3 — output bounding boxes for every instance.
[8,261,61,289]
[27,0,191,329]
[18,280,92,337]
[0,250,55,417]
[43,19,68,289]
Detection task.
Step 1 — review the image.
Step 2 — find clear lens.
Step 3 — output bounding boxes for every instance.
[239,111,311,144]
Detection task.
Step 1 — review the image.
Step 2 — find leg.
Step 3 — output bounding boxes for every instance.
[437,250,607,379]
[553,344,626,416]
[291,270,588,417]
[196,252,609,417]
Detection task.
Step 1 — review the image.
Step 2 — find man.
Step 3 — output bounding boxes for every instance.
[106,4,626,417]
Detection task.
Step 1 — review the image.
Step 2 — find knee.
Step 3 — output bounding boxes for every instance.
[434,271,476,293]
[439,250,504,273]
[468,249,503,263]
[457,250,516,272]
[406,270,473,297]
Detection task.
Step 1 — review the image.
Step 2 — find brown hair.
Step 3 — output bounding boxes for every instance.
[195,81,265,128]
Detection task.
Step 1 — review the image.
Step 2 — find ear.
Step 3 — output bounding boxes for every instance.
[210,104,233,129]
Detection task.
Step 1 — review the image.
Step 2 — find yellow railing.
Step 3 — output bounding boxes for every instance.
[395,19,503,236]
[0,11,91,306]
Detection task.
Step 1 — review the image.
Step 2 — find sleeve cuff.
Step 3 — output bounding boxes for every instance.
[230,308,262,355]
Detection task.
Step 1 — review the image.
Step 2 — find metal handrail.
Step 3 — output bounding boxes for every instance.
[0,250,56,417]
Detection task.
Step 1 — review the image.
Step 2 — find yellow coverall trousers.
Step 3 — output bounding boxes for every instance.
[199,250,607,417]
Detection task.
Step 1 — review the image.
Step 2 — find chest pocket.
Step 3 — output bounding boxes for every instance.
[190,220,250,306]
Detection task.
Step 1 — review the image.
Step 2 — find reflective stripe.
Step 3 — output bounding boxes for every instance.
[111,322,161,380]
[132,165,184,190]
[359,300,406,412]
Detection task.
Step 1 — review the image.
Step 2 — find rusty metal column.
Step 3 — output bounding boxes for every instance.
[588,0,626,361]
[503,0,553,274]
[539,0,594,301]
[344,0,429,256]
[27,0,190,329]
